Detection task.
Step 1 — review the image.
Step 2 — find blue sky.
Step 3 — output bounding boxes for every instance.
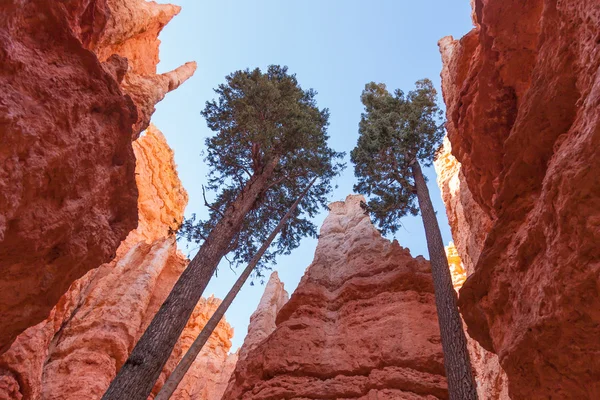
[153,0,473,350]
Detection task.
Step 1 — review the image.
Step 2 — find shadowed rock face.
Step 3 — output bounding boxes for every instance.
[0,0,195,352]
[223,195,448,400]
[438,0,600,398]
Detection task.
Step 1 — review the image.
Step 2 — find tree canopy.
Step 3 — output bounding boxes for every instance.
[179,65,345,281]
[350,79,444,235]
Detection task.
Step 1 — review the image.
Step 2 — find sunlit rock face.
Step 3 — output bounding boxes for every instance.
[223,195,448,400]
[437,142,511,400]
[438,0,600,397]
[0,127,233,400]
[444,242,510,400]
[236,271,289,363]
[0,0,195,351]
[157,297,236,400]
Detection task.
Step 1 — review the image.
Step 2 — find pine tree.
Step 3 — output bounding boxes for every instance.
[103,66,344,400]
[350,79,478,400]
[155,177,317,400]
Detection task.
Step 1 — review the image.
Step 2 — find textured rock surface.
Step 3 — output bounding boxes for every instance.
[434,138,492,277]
[0,0,195,351]
[0,0,138,351]
[445,242,466,291]
[0,127,233,400]
[237,272,289,362]
[438,1,600,398]
[223,195,448,400]
[163,297,236,400]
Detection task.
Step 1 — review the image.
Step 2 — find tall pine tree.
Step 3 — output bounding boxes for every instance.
[155,177,317,400]
[351,79,477,400]
[103,66,344,400]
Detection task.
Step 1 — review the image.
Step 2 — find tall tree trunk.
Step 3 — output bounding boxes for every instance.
[155,177,317,400]
[411,160,478,400]
[102,157,280,400]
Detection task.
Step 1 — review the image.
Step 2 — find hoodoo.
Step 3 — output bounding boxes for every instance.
[223,195,449,399]
[0,128,233,400]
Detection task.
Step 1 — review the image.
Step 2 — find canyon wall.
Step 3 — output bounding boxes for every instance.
[0,127,234,400]
[438,1,600,398]
[0,0,195,351]
[223,195,448,400]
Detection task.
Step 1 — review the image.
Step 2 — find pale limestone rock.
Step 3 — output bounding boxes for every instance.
[238,272,289,362]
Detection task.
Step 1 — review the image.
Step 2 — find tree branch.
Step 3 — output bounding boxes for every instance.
[202,185,225,218]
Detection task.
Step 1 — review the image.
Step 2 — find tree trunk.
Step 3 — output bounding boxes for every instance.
[411,160,478,400]
[155,177,317,400]
[102,157,280,400]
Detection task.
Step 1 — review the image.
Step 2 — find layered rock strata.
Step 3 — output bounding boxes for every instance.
[0,0,195,351]
[223,195,448,400]
[0,128,233,400]
[438,1,600,397]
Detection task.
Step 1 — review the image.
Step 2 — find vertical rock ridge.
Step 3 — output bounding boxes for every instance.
[237,271,289,362]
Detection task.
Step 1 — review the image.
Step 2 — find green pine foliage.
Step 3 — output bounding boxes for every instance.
[350,79,444,235]
[179,65,345,281]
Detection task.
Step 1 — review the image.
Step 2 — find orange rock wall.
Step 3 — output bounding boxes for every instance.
[438,1,600,398]
[0,0,195,351]
[162,297,236,400]
[223,195,448,400]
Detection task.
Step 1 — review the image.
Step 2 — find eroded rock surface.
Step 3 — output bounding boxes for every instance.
[438,1,600,397]
[0,127,233,400]
[223,195,448,400]
[163,297,236,400]
[237,271,289,362]
[0,0,195,351]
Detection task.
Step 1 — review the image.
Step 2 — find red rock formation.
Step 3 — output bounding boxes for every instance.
[438,1,600,398]
[223,195,448,400]
[0,127,233,400]
[0,0,138,352]
[0,0,195,351]
[445,243,466,291]
[434,138,492,277]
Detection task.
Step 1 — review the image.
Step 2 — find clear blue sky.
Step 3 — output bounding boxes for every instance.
[153,0,473,350]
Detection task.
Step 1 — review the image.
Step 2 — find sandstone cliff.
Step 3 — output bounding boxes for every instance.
[438,1,600,398]
[0,0,195,351]
[0,127,233,400]
[223,195,448,400]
